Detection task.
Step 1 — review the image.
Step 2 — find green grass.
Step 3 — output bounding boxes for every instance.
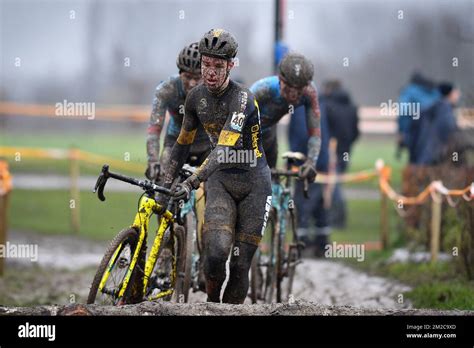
[1,131,146,159]
[347,136,404,189]
[405,282,474,310]
[1,131,147,177]
[331,199,399,244]
[345,247,474,310]
[8,189,142,240]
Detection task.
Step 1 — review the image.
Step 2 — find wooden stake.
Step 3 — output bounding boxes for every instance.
[380,190,389,250]
[430,192,442,262]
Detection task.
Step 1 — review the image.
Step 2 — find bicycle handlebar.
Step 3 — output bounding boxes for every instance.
[93,164,171,201]
[270,169,299,177]
[270,169,310,199]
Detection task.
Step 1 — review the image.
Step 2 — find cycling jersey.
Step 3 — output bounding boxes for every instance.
[146,75,209,163]
[250,75,322,166]
[161,79,272,304]
[163,79,269,184]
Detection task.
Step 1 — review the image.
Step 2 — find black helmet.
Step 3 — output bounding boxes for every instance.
[198,29,238,60]
[279,52,314,88]
[177,42,201,74]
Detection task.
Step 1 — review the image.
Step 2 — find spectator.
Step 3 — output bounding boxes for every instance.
[410,83,460,165]
[289,104,331,257]
[397,72,440,159]
[323,81,359,229]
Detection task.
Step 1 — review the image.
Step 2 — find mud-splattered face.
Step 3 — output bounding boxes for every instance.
[201,55,233,93]
[279,77,304,104]
[180,71,202,94]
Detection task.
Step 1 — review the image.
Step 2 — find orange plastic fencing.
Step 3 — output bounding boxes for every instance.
[2,146,472,203]
[0,102,149,122]
[375,159,473,206]
[0,161,13,195]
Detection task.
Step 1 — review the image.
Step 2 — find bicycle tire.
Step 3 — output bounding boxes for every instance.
[87,227,144,305]
[285,208,298,302]
[276,218,285,303]
[179,213,196,303]
[264,208,279,303]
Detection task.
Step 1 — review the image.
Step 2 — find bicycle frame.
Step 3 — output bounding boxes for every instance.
[270,178,294,250]
[98,195,176,302]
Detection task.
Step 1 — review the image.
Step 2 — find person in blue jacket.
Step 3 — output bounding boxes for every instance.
[410,83,460,165]
[289,102,331,256]
[397,72,440,159]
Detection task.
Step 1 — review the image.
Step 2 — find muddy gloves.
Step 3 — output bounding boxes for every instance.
[173,174,200,201]
[145,161,160,181]
[156,192,171,212]
[299,160,317,183]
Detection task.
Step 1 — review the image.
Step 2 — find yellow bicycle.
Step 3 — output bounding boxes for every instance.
[87,164,193,305]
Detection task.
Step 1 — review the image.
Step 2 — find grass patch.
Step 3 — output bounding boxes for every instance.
[347,136,404,189]
[331,199,399,244]
[8,189,144,241]
[345,248,474,310]
[1,131,147,177]
[405,282,474,310]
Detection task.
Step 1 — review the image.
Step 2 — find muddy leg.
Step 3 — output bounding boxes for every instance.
[203,227,233,302]
[222,241,257,304]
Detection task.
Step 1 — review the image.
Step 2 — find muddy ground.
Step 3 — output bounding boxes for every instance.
[0,231,472,316]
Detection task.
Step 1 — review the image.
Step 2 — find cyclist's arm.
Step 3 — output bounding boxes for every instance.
[304,83,322,166]
[161,91,199,187]
[146,81,173,162]
[195,92,254,182]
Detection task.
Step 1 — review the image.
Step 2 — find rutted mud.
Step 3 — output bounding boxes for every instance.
[1,231,470,315]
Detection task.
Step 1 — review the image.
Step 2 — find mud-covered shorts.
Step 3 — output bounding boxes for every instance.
[203,166,272,246]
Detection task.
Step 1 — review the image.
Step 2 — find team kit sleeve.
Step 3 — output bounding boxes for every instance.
[160,89,200,187]
[304,82,322,165]
[146,81,173,162]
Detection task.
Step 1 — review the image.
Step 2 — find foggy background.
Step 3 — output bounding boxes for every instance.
[1,0,473,107]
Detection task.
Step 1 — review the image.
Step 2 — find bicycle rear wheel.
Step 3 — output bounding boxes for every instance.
[87,227,145,305]
[264,208,279,303]
[285,208,299,302]
[174,212,196,303]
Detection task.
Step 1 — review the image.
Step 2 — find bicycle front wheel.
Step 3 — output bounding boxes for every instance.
[87,227,145,305]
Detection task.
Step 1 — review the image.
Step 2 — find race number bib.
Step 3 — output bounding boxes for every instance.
[230,112,245,132]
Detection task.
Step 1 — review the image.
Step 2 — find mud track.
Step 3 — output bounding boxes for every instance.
[0,301,472,316]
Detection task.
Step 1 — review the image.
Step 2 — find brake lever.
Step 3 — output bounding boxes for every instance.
[93,165,109,201]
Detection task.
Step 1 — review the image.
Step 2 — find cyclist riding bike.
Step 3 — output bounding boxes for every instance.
[249,52,321,182]
[145,42,211,181]
[157,29,272,304]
